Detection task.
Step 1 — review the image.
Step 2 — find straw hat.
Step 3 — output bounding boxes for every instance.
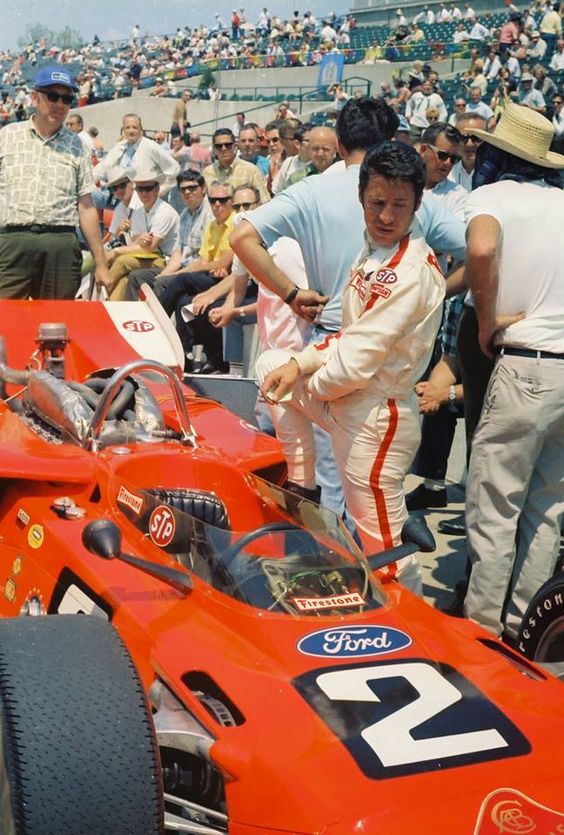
[104,166,132,188]
[131,166,165,184]
[471,102,564,169]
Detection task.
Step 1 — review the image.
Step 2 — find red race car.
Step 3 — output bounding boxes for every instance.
[0,296,563,835]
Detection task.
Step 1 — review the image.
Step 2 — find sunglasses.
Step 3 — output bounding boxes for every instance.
[461,134,483,145]
[136,184,159,192]
[214,141,234,150]
[179,184,200,193]
[40,90,75,105]
[232,201,256,211]
[110,181,129,192]
[428,145,461,165]
[209,195,232,204]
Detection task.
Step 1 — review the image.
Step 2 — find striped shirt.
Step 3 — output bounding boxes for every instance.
[0,118,93,226]
[176,199,213,266]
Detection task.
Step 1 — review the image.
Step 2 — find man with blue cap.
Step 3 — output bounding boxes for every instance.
[0,65,111,298]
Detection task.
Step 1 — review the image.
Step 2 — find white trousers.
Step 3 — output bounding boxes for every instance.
[256,350,423,594]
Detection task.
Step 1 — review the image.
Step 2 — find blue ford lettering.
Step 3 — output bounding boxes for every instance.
[297,625,412,658]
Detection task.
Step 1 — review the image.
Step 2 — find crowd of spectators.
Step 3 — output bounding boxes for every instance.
[0,0,561,121]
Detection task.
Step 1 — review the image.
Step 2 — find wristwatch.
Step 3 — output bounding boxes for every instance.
[238,308,246,319]
[448,385,457,403]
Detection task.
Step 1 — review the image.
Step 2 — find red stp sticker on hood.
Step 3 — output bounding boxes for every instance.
[474,788,564,834]
[122,320,155,333]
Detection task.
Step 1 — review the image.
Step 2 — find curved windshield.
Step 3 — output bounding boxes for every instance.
[110,472,386,616]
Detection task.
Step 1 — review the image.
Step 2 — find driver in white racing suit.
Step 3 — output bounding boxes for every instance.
[256,142,444,593]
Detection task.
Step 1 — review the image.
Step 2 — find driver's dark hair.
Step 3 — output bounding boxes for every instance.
[359,141,426,205]
[336,96,399,153]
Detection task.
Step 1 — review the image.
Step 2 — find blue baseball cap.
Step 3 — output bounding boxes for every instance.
[33,66,78,91]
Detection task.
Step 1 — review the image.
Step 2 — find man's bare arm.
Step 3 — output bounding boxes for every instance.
[230,220,328,322]
[77,195,112,288]
[466,215,502,357]
[444,261,466,298]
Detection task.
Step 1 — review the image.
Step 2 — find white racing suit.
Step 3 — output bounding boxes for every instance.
[256,230,444,593]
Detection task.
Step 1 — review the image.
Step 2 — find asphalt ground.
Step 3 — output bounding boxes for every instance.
[406,418,469,612]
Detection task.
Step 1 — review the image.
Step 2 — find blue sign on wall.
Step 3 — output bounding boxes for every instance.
[316,54,344,91]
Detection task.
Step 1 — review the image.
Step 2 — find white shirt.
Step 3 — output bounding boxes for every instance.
[466,180,564,352]
[469,21,490,39]
[550,50,564,71]
[96,137,180,195]
[255,238,311,351]
[109,192,143,238]
[130,197,179,257]
[405,91,448,128]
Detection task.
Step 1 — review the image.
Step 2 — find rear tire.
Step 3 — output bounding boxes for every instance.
[0,615,163,835]
[516,573,564,663]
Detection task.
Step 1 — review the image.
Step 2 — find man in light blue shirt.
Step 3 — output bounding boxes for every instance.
[231,97,466,516]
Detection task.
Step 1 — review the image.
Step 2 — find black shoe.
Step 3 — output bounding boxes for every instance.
[284,481,321,503]
[438,516,466,536]
[195,361,229,375]
[443,580,468,617]
[405,484,447,511]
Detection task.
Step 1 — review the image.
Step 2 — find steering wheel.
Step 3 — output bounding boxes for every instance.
[222,521,302,568]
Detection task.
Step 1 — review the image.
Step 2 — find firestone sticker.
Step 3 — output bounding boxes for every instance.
[293,592,365,612]
[297,625,412,658]
[474,788,564,834]
[117,486,144,516]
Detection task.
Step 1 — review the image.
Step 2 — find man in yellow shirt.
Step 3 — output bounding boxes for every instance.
[153,182,236,372]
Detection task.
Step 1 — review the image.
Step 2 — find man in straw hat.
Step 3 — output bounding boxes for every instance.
[462,103,564,642]
[104,166,179,301]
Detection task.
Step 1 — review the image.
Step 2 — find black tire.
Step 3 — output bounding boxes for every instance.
[0,615,163,835]
[517,573,564,663]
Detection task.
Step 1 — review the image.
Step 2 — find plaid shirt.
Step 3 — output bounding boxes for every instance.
[0,119,93,226]
[441,293,466,358]
[202,158,270,203]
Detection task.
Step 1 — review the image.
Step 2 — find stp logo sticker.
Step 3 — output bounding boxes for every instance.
[123,320,155,333]
[149,505,176,547]
[375,268,398,284]
[474,788,564,834]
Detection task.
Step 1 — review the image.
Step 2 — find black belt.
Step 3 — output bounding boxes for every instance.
[0,225,75,234]
[499,346,564,360]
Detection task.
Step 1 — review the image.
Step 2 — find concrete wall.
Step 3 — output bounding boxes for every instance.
[71,63,393,146]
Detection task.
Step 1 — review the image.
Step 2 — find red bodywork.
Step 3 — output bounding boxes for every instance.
[0,300,562,835]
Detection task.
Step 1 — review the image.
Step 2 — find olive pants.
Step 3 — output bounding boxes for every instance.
[0,230,82,299]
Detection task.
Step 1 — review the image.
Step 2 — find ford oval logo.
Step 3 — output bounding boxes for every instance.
[297,625,412,658]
